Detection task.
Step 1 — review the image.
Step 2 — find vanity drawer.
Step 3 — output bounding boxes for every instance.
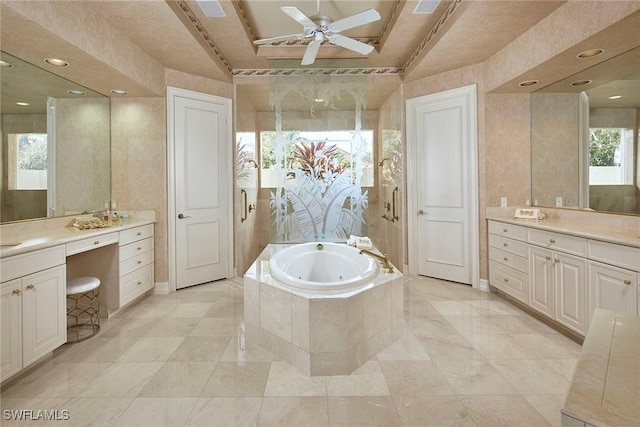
[489,234,527,257]
[588,240,640,272]
[119,237,154,262]
[489,261,528,304]
[488,221,527,242]
[528,229,586,256]
[120,225,154,246]
[120,263,154,307]
[490,247,527,273]
[66,232,119,256]
[1,246,65,282]
[119,250,154,277]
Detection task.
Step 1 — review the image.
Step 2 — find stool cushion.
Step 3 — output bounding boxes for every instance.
[67,276,101,295]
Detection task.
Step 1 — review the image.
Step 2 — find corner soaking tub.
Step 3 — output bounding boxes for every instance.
[245,243,403,376]
[268,242,378,292]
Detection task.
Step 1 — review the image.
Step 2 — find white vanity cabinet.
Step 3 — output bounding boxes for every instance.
[0,247,66,381]
[488,219,638,336]
[488,222,529,304]
[587,240,639,325]
[118,224,154,307]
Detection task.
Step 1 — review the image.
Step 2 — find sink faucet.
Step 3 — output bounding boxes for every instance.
[359,249,394,273]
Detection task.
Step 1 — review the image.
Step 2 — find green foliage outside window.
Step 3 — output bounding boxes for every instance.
[18,134,47,170]
[589,128,620,167]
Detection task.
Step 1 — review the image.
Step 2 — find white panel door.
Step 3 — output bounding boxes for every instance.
[173,93,230,289]
[411,88,476,284]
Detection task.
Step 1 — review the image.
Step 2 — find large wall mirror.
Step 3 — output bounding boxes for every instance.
[531,46,640,216]
[1,51,111,223]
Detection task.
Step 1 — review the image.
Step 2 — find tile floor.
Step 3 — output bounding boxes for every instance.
[1,275,581,426]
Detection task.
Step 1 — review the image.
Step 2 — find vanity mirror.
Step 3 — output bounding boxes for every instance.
[531,45,640,216]
[0,51,111,223]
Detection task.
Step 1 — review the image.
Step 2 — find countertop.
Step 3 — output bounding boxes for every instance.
[562,309,640,427]
[486,212,640,249]
[0,214,156,259]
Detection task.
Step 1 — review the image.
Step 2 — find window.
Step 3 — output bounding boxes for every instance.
[588,127,634,185]
[260,130,374,188]
[8,133,48,190]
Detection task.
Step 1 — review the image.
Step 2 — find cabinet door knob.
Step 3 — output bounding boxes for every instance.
[549,239,555,243]
[545,256,551,261]
[503,242,508,247]
[503,278,509,283]
[26,284,35,290]
[503,257,508,261]
[503,228,508,233]
[94,240,100,245]
[554,258,560,263]
[623,279,632,286]
[12,289,21,296]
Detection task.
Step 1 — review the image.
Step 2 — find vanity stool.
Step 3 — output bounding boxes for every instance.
[66,276,101,343]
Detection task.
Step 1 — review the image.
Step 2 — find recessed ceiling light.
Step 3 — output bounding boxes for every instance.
[67,90,86,96]
[577,49,604,59]
[111,89,128,95]
[519,80,539,87]
[16,102,30,106]
[571,80,592,86]
[44,58,69,67]
[608,95,623,100]
[0,60,14,68]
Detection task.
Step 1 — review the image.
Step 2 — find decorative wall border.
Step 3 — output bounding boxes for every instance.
[232,67,403,77]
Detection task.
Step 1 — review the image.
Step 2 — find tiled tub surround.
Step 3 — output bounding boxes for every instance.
[244,244,403,376]
[562,309,640,427]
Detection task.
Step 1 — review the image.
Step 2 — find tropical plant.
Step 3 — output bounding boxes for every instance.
[270,140,367,241]
[290,140,344,179]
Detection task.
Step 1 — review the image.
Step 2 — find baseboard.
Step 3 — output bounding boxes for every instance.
[478,278,490,292]
[154,281,170,295]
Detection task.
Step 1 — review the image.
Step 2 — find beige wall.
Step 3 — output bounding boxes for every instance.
[111,97,167,282]
[531,93,581,208]
[55,97,111,216]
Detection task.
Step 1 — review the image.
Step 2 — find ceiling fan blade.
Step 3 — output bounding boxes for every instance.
[327,34,374,55]
[330,9,381,32]
[281,6,316,28]
[253,33,307,45]
[301,40,322,65]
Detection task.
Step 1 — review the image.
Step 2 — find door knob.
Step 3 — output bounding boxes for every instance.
[417,209,427,215]
[178,213,191,219]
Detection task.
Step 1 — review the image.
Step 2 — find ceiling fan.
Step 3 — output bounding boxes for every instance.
[253,4,381,65]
